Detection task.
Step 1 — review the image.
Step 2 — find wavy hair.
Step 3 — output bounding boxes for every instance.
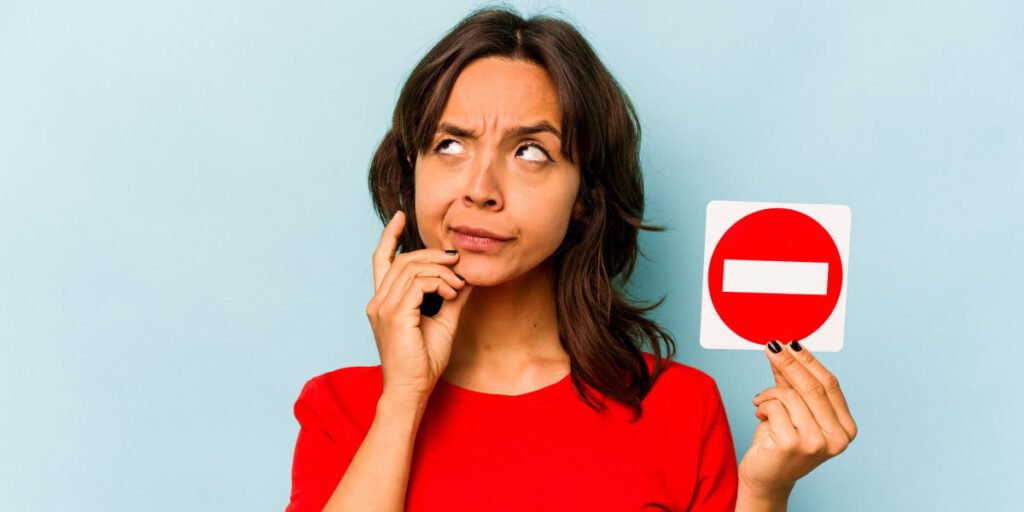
[367,5,676,422]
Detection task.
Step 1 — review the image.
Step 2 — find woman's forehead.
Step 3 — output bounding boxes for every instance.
[440,57,562,129]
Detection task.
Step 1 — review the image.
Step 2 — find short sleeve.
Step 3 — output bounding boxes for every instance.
[687,378,739,511]
[286,376,354,512]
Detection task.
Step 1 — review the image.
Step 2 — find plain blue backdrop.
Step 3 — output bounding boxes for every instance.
[1,1,1021,510]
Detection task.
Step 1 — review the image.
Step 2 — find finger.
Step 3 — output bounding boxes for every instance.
[433,282,474,328]
[753,387,826,452]
[380,258,463,309]
[766,340,851,448]
[382,261,460,313]
[769,357,792,388]
[755,399,799,452]
[372,210,405,292]
[405,261,467,297]
[383,268,459,321]
[784,339,858,442]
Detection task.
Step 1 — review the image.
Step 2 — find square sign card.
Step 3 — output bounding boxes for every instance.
[699,200,851,352]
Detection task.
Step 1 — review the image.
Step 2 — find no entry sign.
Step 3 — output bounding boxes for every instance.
[699,200,851,351]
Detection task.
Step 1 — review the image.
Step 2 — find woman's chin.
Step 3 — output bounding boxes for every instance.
[452,262,509,288]
[455,270,499,288]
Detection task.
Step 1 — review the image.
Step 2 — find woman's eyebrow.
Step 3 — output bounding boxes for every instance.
[436,121,562,141]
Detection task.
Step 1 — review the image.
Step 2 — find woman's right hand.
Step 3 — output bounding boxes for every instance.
[367,210,474,407]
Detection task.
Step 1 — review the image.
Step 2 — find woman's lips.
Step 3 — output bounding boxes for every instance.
[452,230,510,252]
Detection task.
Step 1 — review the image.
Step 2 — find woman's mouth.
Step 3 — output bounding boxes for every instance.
[452,230,510,252]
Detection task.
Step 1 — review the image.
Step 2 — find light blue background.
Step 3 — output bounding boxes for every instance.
[2,1,1021,510]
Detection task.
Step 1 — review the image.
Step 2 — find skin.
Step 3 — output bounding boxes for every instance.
[407,56,857,510]
[412,56,581,393]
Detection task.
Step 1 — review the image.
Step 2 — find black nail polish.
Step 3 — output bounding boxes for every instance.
[767,340,782,353]
[790,340,803,352]
[445,249,457,255]
[455,273,465,281]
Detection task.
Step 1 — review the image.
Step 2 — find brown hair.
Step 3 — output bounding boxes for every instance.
[368,4,676,422]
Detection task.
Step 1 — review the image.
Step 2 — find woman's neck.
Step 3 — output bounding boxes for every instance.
[441,259,570,393]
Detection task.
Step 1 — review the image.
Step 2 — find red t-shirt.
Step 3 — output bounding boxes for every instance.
[286,351,738,511]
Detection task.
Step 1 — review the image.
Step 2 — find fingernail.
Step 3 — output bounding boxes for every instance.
[445,249,457,255]
[455,273,465,281]
[790,340,803,352]
[767,340,782,353]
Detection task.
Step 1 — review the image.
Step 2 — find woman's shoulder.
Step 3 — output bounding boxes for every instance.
[293,364,384,426]
[638,351,725,411]
[306,363,383,391]
[640,351,719,388]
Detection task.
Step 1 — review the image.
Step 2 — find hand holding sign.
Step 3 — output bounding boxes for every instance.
[736,339,858,507]
[704,201,858,508]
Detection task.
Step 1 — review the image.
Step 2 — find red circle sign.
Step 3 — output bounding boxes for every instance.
[707,208,843,345]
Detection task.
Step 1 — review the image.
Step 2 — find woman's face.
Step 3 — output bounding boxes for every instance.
[414,56,581,286]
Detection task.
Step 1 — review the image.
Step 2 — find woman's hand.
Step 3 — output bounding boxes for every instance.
[736,339,858,511]
[367,210,474,408]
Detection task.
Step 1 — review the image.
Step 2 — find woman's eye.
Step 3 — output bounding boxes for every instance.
[516,143,551,163]
[433,139,551,162]
[435,139,464,155]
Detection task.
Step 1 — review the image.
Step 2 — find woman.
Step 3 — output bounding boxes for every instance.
[287,6,857,511]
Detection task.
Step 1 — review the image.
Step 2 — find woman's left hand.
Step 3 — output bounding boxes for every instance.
[737,339,858,508]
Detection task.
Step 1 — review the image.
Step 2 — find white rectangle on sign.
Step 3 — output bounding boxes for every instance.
[722,260,829,295]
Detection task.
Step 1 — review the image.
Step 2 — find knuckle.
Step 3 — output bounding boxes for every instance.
[821,372,842,391]
[778,352,799,366]
[378,294,396,314]
[445,267,463,282]
[763,400,787,417]
[825,438,849,457]
[829,428,850,445]
[778,354,802,371]
[803,436,827,455]
[803,379,828,398]
[410,262,435,278]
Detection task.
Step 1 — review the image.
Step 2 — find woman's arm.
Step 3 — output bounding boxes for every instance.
[321,393,428,512]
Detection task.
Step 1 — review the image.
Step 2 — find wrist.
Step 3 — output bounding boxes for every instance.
[377,391,429,418]
[736,475,794,512]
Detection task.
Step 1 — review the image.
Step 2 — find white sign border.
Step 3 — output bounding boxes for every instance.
[699,200,852,352]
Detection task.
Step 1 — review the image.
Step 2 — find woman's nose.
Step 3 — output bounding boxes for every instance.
[461,146,503,209]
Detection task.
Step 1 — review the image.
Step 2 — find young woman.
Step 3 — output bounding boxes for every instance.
[287,7,857,511]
